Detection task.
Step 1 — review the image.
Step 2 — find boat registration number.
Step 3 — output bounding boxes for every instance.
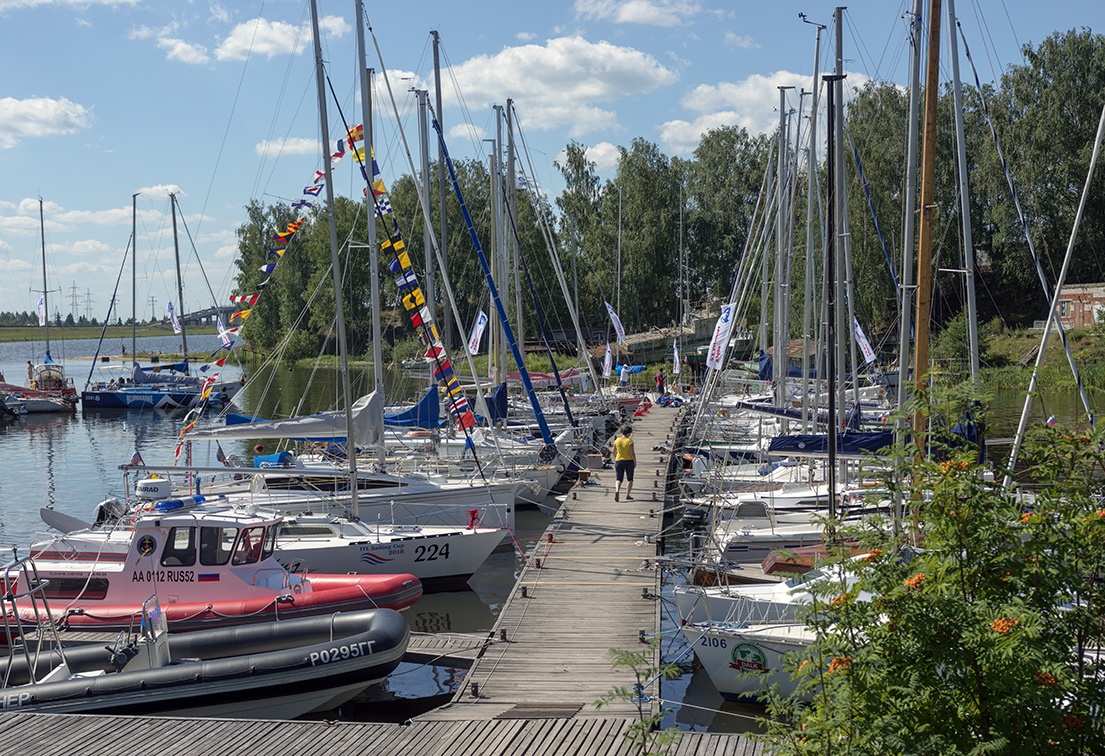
[309,641,376,666]
[131,569,195,583]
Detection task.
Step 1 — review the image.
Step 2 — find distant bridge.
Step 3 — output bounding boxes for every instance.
[181,305,236,326]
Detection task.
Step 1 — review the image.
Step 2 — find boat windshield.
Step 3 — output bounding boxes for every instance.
[200,526,236,565]
[231,526,267,566]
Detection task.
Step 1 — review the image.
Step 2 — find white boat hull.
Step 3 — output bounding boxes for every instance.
[682,622,814,701]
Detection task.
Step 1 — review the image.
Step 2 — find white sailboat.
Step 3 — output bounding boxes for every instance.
[1,198,77,413]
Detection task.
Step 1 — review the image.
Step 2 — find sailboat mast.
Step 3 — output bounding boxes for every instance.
[824,73,845,522]
[773,86,792,410]
[946,0,980,379]
[170,193,188,359]
[801,20,825,432]
[310,0,359,516]
[131,193,137,362]
[432,30,451,351]
[355,1,384,466]
[833,7,849,444]
[38,198,50,356]
[507,99,523,350]
[417,90,436,337]
[912,0,943,443]
[897,0,924,413]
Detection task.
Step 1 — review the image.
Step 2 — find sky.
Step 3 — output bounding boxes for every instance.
[0,0,1094,327]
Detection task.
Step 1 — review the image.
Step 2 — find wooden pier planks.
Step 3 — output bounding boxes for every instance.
[420,408,674,721]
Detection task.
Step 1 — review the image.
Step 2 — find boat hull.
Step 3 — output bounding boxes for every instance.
[682,622,813,701]
[275,527,506,591]
[81,382,239,411]
[7,572,422,637]
[0,609,408,718]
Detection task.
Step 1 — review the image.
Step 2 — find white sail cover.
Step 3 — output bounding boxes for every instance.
[188,391,384,445]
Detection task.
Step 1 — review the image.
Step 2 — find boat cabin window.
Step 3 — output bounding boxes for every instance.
[43,577,109,601]
[200,526,236,566]
[231,525,267,566]
[161,527,197,567]
[278,523,336,538]
[262,526,276,559]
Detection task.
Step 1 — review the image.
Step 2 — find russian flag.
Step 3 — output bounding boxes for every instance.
[197,574,220,582]
[1046,415,1058,428]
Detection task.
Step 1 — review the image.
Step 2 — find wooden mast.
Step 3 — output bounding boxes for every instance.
[912,0,942,445]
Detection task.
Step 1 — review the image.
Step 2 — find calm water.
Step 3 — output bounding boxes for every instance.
[0,336,1096,728]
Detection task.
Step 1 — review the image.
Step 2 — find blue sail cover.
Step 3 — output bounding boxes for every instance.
[138,360,190,374]
[767,431,894,458]
[486,382,508,423]
[384,388,442,428]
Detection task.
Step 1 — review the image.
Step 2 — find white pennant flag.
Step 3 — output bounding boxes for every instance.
[167,300,182,334]
[604,301,626,343]
[854,317,877,365]
[602,344,613,378]
[672,341,681,375]
[705,302,737,370]
[37,296,46,326]
[467,310,489,354]
[216,315,234,347]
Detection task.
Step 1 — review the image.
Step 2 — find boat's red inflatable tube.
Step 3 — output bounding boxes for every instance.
[8,573,422,636]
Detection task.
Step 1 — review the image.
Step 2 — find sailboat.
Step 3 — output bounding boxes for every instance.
[0,198,77,413]
[81,194,240,410]
[124,1,511,591]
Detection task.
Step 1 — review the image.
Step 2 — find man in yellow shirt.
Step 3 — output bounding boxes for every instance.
[612,424,636,502]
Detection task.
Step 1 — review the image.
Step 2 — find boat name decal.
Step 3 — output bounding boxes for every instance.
[729,643,770,674]
[131,569,195,583]
[309,641,376,666]
[1,692,32,710]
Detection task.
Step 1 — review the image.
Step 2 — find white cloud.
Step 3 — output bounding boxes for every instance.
[158,37,210,65]
[723,32,758,49]
[0,214,40,236]
[660,69,873,154]
[215,15,350,62]
[447,122,485,145]
[60,239,112,257]
[583,141,621,172]
[208,1,229,24]
[0,96,93,149]
[0,0,138,11]
[574,0,701,27]
[451,36,676,138]
[136,184,183,201]
[254,137,318,157]
[516,32,536,41]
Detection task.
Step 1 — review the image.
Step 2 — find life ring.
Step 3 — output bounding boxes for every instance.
[717,409,731,419]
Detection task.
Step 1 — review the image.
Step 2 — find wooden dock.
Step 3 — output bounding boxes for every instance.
[0,405,760,754]
[421,406,675,721]
[0,711,757,756]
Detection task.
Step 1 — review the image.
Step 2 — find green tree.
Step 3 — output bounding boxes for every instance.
[761,396,1105,754]
[685,126,772,310]
[977,29,1105,327]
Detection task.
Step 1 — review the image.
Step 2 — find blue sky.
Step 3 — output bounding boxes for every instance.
[0,0,1092,325]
